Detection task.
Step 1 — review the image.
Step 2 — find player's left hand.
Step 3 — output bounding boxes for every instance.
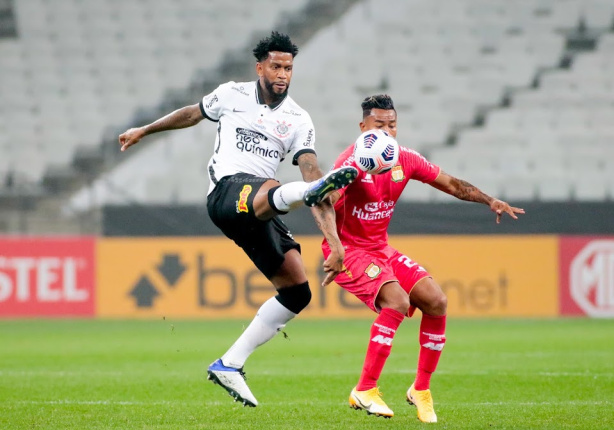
[322,248,344,286]
[490,199,525,224]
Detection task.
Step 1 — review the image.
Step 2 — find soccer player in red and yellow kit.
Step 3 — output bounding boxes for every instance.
[323,95,525,422]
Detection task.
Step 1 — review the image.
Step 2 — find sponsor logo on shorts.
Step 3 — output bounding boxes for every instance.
[391,165,404,182]
[236,185,252,213]
[365,263,381,279]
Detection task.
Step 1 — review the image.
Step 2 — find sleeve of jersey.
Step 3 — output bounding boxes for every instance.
[199,82,230,122]
[291,120,316,165]
[403,148,441,183]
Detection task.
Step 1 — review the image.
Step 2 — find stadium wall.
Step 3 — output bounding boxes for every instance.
[101,201,614,236]
[1,235,613,319]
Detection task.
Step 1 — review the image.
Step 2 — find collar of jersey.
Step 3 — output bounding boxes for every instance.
[255,80,287,110]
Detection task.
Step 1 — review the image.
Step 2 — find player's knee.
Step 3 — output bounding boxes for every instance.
[378,295,410,315]
[429,292,447,316]
[386,300,410,316]
[399,295,411,315]
[275,282,311,314]
[377,282,409,315]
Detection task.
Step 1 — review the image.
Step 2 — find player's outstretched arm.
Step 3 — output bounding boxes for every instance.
[118,104,204,151]
[296,153,345,286]
[429,171,525,224]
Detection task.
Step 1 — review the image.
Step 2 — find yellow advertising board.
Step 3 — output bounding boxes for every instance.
[96,237,368,319]
[97,236,558,318]
[388,235,559,317]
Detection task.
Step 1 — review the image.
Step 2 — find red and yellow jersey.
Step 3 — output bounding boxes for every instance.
[324,143,440,251]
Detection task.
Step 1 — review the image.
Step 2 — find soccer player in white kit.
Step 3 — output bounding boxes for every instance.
[322,95,524,422]
[118,32,357,407]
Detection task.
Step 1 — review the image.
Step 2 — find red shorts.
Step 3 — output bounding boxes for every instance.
[324,244,431,317]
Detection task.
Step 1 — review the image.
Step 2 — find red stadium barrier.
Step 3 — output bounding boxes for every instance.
[0,237,96,317]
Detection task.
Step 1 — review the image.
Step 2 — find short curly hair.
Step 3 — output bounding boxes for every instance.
[361,94,395,118]
[253,31,299,62]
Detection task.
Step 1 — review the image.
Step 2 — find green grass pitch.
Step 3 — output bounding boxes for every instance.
[1,318,613,429]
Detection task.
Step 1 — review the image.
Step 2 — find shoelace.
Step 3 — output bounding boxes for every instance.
[238,368,247,380]
[372,387,386,405]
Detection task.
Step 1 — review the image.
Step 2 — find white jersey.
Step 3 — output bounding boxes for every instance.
[200,81,316,195]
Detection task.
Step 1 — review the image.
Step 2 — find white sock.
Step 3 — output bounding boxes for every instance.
[221,297,297,368]
[272,181,310,212]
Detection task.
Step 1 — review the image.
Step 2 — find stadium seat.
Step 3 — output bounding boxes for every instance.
[573,173,609,201]
[500,173,538,201]
[536,172,573,201]
[5,0,610,209]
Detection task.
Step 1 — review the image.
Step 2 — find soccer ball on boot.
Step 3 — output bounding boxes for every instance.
[353,129,399,174]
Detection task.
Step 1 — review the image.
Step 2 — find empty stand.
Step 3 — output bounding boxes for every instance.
[2,0,612,213]
[1,0,310,189]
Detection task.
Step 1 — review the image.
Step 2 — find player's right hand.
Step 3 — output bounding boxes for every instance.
[321,247,344,286]
[118,127,146,152]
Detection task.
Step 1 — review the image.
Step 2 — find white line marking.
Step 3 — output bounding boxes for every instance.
[2,369,613,378]
[10,399,612,407]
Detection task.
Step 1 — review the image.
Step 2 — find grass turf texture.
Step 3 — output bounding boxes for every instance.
[1,318,613,429]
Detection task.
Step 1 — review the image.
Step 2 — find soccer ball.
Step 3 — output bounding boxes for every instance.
[353,129,399,174]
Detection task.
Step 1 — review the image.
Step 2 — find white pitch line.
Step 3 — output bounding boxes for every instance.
[11,399,612,407]
[0,370,126,377]
[2,369,613,378]
[449,400,613,407]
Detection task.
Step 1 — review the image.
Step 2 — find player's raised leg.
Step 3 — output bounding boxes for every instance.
[251,166,358,219]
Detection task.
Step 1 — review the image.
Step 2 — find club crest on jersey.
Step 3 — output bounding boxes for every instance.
[274,120,291,138]
[364,263,382,279]
[236,185,252,213]
[391,165,404,182]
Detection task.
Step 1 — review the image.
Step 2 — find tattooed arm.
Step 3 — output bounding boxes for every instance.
[118,104,204,151]
[430,171,525,223]
[297,152,345,286]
